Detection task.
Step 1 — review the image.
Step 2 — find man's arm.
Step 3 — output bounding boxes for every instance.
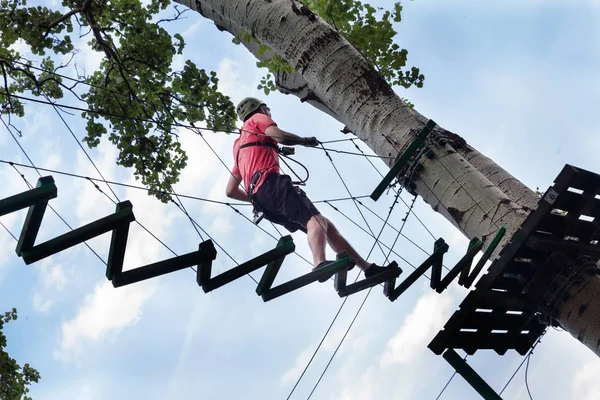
[225,172,250,202]
[264,125,316,146]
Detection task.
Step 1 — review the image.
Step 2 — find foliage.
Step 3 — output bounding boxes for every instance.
[0,0,421,202]
[0,308,40,400]
[238,0,424,98]
[0,0,236,202]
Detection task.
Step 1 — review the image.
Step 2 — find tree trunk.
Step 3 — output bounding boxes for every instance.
[174,0,600,357]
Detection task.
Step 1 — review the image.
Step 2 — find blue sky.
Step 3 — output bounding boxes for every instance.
[1,0,600,399]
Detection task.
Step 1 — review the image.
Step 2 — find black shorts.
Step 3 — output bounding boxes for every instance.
[252,173,320,233]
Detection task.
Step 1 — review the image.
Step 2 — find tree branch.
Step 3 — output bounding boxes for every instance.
[43,0,92,37]
[1,63,13,112]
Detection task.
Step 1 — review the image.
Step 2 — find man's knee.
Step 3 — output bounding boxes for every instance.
[308,214,328,229]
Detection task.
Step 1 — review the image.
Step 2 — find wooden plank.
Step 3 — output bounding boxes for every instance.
[262,256,354,302]
[461,311,534,331]
[203,240,295,293]
[463,227,506,288]
[461,290,535,312]
[554,190,586,213]
[445,332,534,355]
[430,239,447,290]
[338,263,401,297]
[255,236,294,296]
[21,208,135,265]
[489,275,528,292]
[0,176,57,217]
[442,349,502,400]
[458,238,483,286]
[105,201,134,280]
[196,240,216,288]
[502,259,536,278]
[567,165,600,192]
[334,269,347,293]
[526,234,600,257]
[437,238,482,293]
[112,247,217,287]
[388,239,448,301]
[537,214,597,241]
[370,119,437,201]
[15,189,53,256]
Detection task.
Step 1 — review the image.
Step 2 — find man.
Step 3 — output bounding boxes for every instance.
[225,97,398,281]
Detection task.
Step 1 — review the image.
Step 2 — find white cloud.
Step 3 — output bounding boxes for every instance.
[380,291,454,366]
[54,279,156,362]
[279,327,347,386]
[336,368,376,400]
[572,361,600,400]
[209,214,233,236]
[33,261,67,313]
[280,346,312,386]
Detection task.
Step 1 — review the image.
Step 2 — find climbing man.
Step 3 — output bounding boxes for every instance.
[225,97,399,281]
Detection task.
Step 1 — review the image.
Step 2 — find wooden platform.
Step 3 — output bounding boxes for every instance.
[429,164,600,356]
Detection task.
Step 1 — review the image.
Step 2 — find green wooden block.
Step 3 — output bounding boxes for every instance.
[442,349,502,400]
[458,238,483,286]
[202,240,295,293]
[388,240,448,302]
[338,262,401,297]
[436,238,483,293]
[463,227,506,288]
[0,176,56,217]
[21,207,135,265]
[112,246,217,287]
[256,235,294,296]
[106,201,134,280]
[262,255,354,302]
[429,238,448,290]
[196,240,217,288]
[370,120,436,201]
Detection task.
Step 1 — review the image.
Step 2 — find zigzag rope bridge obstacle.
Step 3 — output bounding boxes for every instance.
[0,169,502,305]
[0,112,576,399]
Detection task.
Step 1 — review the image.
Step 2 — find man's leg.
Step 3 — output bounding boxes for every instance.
[324,218,370,270]
[307,214,328,267]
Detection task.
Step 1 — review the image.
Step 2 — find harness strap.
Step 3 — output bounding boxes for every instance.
[235,140,278,168]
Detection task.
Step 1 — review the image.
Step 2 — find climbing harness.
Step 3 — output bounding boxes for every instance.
[236,139,310,225]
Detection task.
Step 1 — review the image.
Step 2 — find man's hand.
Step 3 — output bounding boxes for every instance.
[303,137,320,147]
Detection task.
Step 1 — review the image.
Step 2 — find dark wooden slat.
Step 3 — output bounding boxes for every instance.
[203,241,295,293]
[430,238,449,290]
[567,165,600,192]
[334,269,347,292]
[255,236,294,296]
[463,227,506,288]
[196,240,216,288]
[446,332,534,355]
[105,201,134,280]
[15,189,53,256]
[526,234,600,257]
[461,311,534,331]
[112,247,217,287]
[502,259,537,278]
[21,208,135,264]
[0,176,57,217]
[437,239,481,293]
[489,275,528,292]
[461,290,535,312]
[536,214,597,241]
[458,238,483,286]
[338,263,401,297]
[443,349,502,400]
[262,256,354,302]
[370,119,436,201]
[388,239,448,301]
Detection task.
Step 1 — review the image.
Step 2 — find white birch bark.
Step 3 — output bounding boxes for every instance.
[174,0,600,357]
